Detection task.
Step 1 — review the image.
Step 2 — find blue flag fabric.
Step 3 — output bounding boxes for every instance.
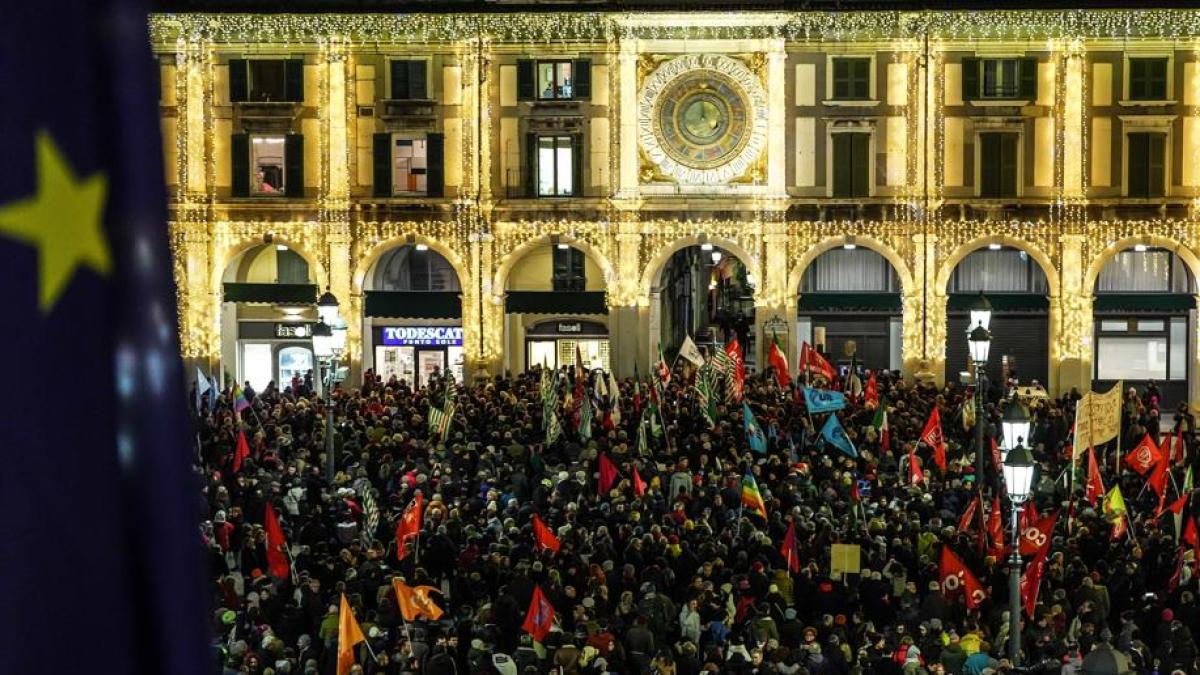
[743,402,768,454]
[803,386,847,413]
[821,413,859,458]
[0,4,209,673]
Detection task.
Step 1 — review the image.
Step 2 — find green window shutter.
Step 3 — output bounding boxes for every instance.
[1127,133,1149,197]
[231,133,250,197]
[1019,58,1038,99]
[851,133,870,197]
[409,61,427,100]
[571,133,583,196]
[390,60,408,100]
[961,57,980,101]
[1149,59,1168,100]
[517,60,535,101]
[426,133,445,197]
[1000,133,1018,197]
[979,133,999,197]
[284,133,304,198]
[525,133,538,197]
[1129,59,1146,100]
[1148,133,1166,197]
[573,59,592,101]
[853,58,871,99]
[284,59,304,102]
[832,133,852,197]
[373,133,392,197]
[832,59,849,100]
[228,59,248,103]
[571,247,585,290]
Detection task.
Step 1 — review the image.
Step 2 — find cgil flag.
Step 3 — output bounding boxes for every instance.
[233,428,251,474]
[1019,510,1058,557]
[939,546,987,610]
[820,413,858,458]
[920,408,947,472]
[780,520,801,573]
[1085,446,1105,506]
[264,502,291,580]
[0,3,210,671]
[864,370,879,409]
[1020,548,1050,618]
[395,494,424,561]
[800,341,836,382]
[532,513,561,554]
[522,585,555,643]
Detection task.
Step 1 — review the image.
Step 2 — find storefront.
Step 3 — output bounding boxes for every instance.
[371,325,464,387]
[236,321,316,391]
[525,320,609,371]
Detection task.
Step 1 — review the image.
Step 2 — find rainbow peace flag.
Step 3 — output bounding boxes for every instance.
[232,383,250,414]
[741,471,767,519]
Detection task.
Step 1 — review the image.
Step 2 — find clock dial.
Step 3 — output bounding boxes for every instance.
[681,98,725,142]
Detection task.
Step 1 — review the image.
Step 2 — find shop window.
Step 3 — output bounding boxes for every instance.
[801,248,900,292]
[529,135,580,197]
[242,343,274,392]
[1128,57,1168,101]
[373,133,444,198]
[228,59,304,103]
[1096,250,1174,292]
[232,133,304,198]
[1097,336,1167,380]
[529,341,557,370]
[962,57,1037,100]
[1137,319,1165,332]
[832,132,870,197]
[552,246,586,291]
[389,60,428,100]
[979,132,1019,198]
[1127,132,1166,198]
[278,347,313,388]
[950,248,1048,293]
[275,248,309,284]
[1170,317,1187,380]
[831,58,871,100]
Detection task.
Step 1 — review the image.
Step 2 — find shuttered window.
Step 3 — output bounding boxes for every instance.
[1128,58,1168,101]
[979,132,1018,198]
[532,135,580,197]
[1127,132,1166,198]
[832,58,871,100]
[832,132,870,198]
[389,60,428,100]
[963,57,1037,100]
[552,246,586,291]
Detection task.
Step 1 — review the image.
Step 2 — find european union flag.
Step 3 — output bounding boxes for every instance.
[0,2,209,673]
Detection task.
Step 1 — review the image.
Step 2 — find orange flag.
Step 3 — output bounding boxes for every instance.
[392,579,444,622]
[395,494,424,561]
[337,593,365,675]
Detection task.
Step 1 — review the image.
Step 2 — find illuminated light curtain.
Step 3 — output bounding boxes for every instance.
[1095,250,1181,293]
[951,249,1046,293]
[802,249,898,292]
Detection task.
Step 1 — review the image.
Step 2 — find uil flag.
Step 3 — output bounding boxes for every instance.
[337,594,366,675]
[959,494,981,533]
[264,502,291,580]
[395,494,424,561]
[1019,510,1058,557]
[233,428,251,474]
[598,453,619,495]
[1020,548,1049,618]
[920,408,947,472]
[392,579,445,622]
[780,520,801,573]
[767,334,791,388]
[940,546,987,609]
[522,585,555,643]
[0,5,210,671]
[1085,446,1105,506]
[631,465,647,497]
[1124,434,1164,475]
[864,371,879,409]
[820,413,858,458]
[532,514,561,554]
[743,402,768,454]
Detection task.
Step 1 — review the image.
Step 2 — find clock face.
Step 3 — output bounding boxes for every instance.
[638,54,768,185]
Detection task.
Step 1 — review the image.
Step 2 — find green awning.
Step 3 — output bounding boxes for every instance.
[799,292,902,312]
[223,282,317,304]
[365,291,462,319]
[948,293,1048,311]
[1094,294,1195,312]
[505,291,608,315]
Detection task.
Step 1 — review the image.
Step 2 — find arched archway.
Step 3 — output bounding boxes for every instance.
[219,236,325,289]
[787,236,913,296]
[1083,235,1200,292]
[355,234,469,295]
[640,235,759,299]
[494,234,614,297]
[935,235,1060,299]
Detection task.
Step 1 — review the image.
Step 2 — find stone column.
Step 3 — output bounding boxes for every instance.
[1055,234,1091,396]
[913,233,943,385]
[475,231,503,379]
[616,39,639,199]
[756,208,792,370]
[608,201,642,378]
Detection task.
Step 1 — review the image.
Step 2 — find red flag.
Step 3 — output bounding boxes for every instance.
[990,437,1003,473]
[939,546,987,609]
[532,514,560,554]
[920,408,947,472]
[522,585,555,643]
[780,521,800,573]
[1148,455,1169,502]
[1161,493,1189,518]
[1124,434,1163,475]
[264,502,290,579]
[394,494,424,561]
[1084,446,1105,507]
[908,446,925,486]
[1019,510,1058,556]
[1020,548,1049,618]
[767,336,791,388]
[233,428,250,474]
[598,453,618,495]
[1020,499,1039,531]
[799,341,836,382]
[959,494,980,533]
[631,466,646,497]
[864,371,879,409]
[986,496,1006,559]
[1185,517,1199,549]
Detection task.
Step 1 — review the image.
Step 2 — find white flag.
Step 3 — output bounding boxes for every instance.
[679,336,705,367]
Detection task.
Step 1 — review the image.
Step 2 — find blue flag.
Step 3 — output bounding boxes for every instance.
[0,4,209,673]
[743,402,768,454]
[803,386,847,413]
[821,413,859,458]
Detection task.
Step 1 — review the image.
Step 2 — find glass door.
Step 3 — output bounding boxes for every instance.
[278,346,313,390]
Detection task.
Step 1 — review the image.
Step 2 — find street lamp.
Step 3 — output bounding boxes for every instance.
[1001,399,1031,458]
[313,289,342,483]
[317,287,340,325]
[1003,444,1036,666]
[970,291,993,332]
[968,323,992,487]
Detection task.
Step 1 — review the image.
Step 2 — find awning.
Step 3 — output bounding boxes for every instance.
[365,291,462,319]
[948,293,1048,312]
[799,292,902,312]
[1094,293,1195,312]
[223,282,317,305]
[505,291,608,315]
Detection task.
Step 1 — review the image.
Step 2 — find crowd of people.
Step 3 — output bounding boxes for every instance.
[193,351,1200,675]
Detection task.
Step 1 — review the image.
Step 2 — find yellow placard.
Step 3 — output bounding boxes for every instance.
[830,543,861,576]
[1074,381,1122,457]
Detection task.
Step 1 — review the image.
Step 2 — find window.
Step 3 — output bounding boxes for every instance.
[552,246,586,291]
[393,138,428,194]
[275,248,309,284]
[389,60,428,100]
[1128,58,1168,101]
[373,133,443,198]
[979,132,1019,198]
[251,135,286,196]
[831,58,871,100]
[1100,320,1129,332]
[832,132,870,197]
[1127,132,1166,198]
[538,61,575,99]
[517,59,591,101]
[962,57,1037,101]
[229,59,304,103]
[536,135,576,197]
[1097,337,1168,380]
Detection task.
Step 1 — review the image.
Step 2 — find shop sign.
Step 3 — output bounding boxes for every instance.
[381,326,463,346]
[557,322,582,333]
[274,323,310,339]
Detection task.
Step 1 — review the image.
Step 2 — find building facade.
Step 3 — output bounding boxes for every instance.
[155,9,1200,406]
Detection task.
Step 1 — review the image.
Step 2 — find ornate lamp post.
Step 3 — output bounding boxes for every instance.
[1002,444,1036,666]
[968,321,992,487]
[313,288,345,482]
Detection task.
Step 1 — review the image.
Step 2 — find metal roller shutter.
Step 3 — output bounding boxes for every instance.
[946,314,1048,386]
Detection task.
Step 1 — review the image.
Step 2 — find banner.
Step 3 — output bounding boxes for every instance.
[830,543,861,576]
[803,387,847,413]
[1073,382,1122,457]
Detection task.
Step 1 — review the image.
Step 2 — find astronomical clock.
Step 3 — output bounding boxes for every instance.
[637,54,769,186]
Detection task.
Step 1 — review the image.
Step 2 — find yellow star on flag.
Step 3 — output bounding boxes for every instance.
[0,131,110,313]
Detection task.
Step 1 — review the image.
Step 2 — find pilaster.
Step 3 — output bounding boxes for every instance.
[616,39,639,199]
[609,202,643,378]
[1056,234,1091,395]
[913,233,943,385]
